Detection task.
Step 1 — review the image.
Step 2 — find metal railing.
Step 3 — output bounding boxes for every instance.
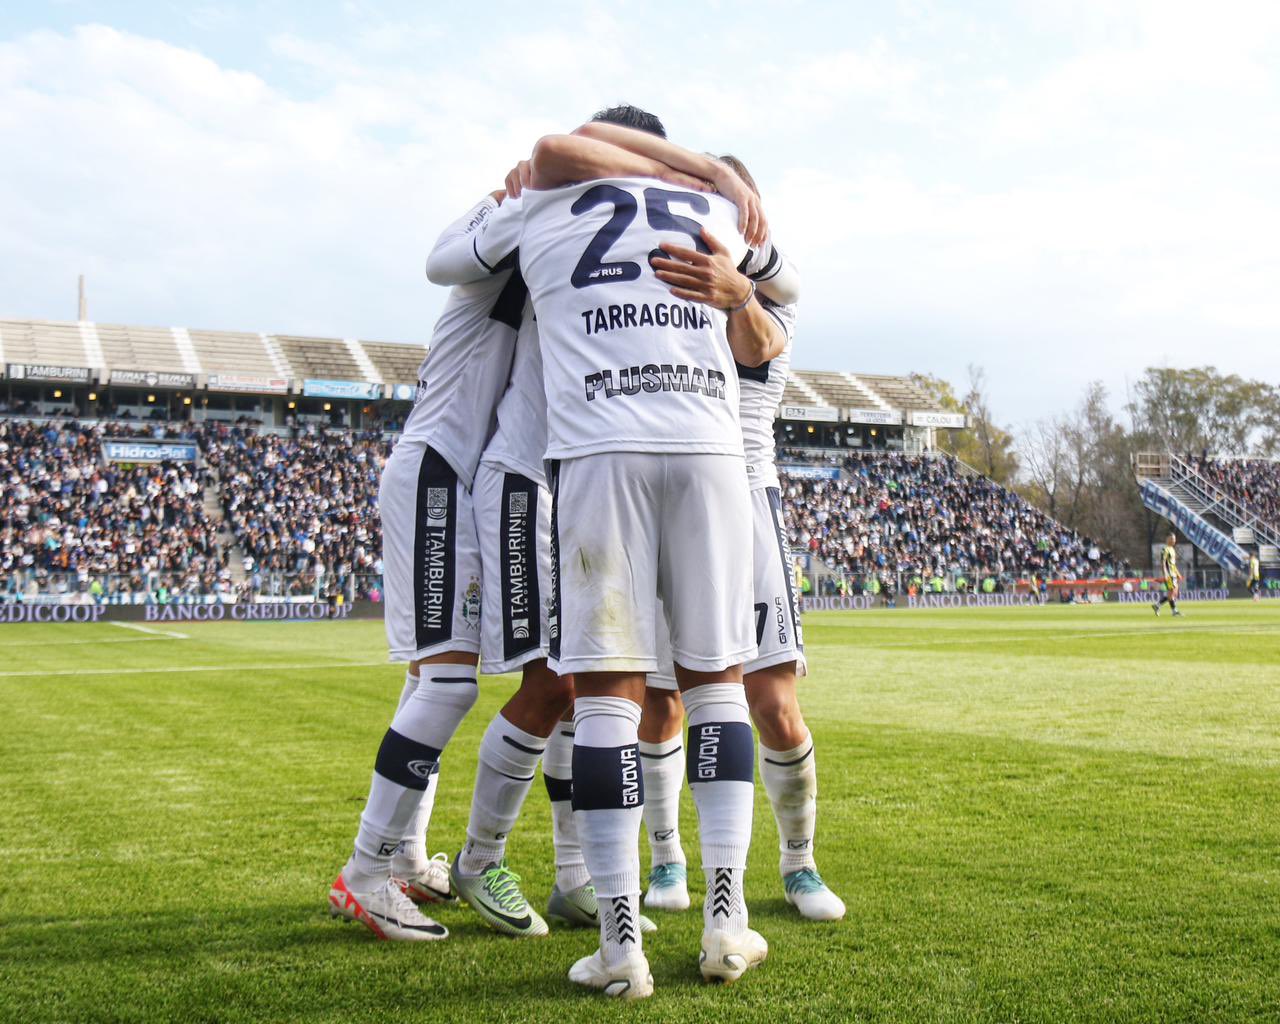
[1166,453,1280,548]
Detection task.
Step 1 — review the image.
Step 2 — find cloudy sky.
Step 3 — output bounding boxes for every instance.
[1,1,1277,426]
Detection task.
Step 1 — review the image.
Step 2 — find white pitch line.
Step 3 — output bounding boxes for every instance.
[0,660,389,679]
[109,621,190,640]
[0,636,182,648]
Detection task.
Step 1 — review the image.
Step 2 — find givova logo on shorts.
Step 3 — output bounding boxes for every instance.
[501,474,541,660]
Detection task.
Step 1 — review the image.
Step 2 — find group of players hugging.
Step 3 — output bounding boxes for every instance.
[326,104,844,999]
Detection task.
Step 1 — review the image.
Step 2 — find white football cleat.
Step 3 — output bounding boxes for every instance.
[783,868,847,921]
[699,928,768,984]
[328,873,448,941]
[399,852,454,904]
[568,949,654,1000]
[643,863,691,911]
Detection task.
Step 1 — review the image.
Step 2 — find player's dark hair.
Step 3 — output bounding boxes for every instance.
[718,154,759,198]
[591,104,666,138]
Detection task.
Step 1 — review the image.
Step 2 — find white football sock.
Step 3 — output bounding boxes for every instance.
[395,670,419,714]
[392,764,438,876]
[573,695,644,967]
[457,713,545,876]
[759,732,818,875]
[544,720,591,892]
[346,665,478,890]
[639,735,686,869]
[683,683,754,935]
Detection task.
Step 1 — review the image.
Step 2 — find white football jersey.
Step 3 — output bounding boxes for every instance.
[470,178,757,459]
[403,196,524,488]
[478,314,548,488]
[738,297,797,491]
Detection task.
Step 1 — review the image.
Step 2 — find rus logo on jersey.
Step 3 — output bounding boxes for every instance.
[584,364,727,403]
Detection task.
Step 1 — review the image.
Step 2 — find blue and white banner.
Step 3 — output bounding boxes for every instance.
[388,383,418,402]
[1139,479,1249,572]
[780,464,842,481]
[303,379,383,400]
[103,440,199,463]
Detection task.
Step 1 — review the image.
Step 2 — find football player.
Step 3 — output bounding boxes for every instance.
[327,193,523,941]
[428,106,787,997]
[1153,532,1182,616]
[638,156,845,923]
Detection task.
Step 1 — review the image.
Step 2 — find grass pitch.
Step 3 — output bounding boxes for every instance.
[2,602,1278,1023]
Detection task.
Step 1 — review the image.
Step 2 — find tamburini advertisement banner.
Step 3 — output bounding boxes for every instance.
[780,404,840,422]
[103,440,199,463]
[6,363,92,384]
[302,379,383,400]
[207,373,290,394]
[108,369,196,389]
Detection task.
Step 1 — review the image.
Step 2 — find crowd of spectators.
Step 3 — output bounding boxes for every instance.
[780,450,1130,589]
[1192,457,1280,531]
[3,415,1136,604]
[0,418,224,601]
[202,423,386,600]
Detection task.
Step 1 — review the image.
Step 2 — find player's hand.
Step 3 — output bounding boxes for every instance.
[489,189,508,204]
[711,164,768,248]
[651,227,754,310]
[503,160,532,198]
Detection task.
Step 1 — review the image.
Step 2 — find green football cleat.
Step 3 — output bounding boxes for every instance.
[449,858,549,938]
[546,883,656,933]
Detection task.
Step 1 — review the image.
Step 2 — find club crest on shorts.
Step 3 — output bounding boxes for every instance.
[462,576,482,630]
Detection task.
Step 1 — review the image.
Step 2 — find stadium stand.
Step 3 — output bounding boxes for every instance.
[854,373,937,413]
[361,340,428,386]
[0,318,90,367]
[780,450,1128,588]
[793,369,887,411]
[1192,457,1280,531]
[202,424,386,598]
[95,323,190,375]
[274,335,368,382]
[189,329,281,377]
[0,419,224,601]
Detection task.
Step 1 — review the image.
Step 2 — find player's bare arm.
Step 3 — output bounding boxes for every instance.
[651,226,785,368]
[515,134,710,197]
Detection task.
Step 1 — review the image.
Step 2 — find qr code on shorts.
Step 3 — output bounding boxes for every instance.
[426,487,449,523]
[508,492,528,515]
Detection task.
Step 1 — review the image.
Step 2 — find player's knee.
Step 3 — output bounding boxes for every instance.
[641,687,684,740]
[749,689,806,749]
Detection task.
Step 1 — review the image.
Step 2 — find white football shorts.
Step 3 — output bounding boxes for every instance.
[473,461,554,676]
[549,451,753,675]
[648,485,806,690]
[380,439,483,661]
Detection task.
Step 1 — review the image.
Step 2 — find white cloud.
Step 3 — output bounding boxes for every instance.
[0,7,1277,427]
